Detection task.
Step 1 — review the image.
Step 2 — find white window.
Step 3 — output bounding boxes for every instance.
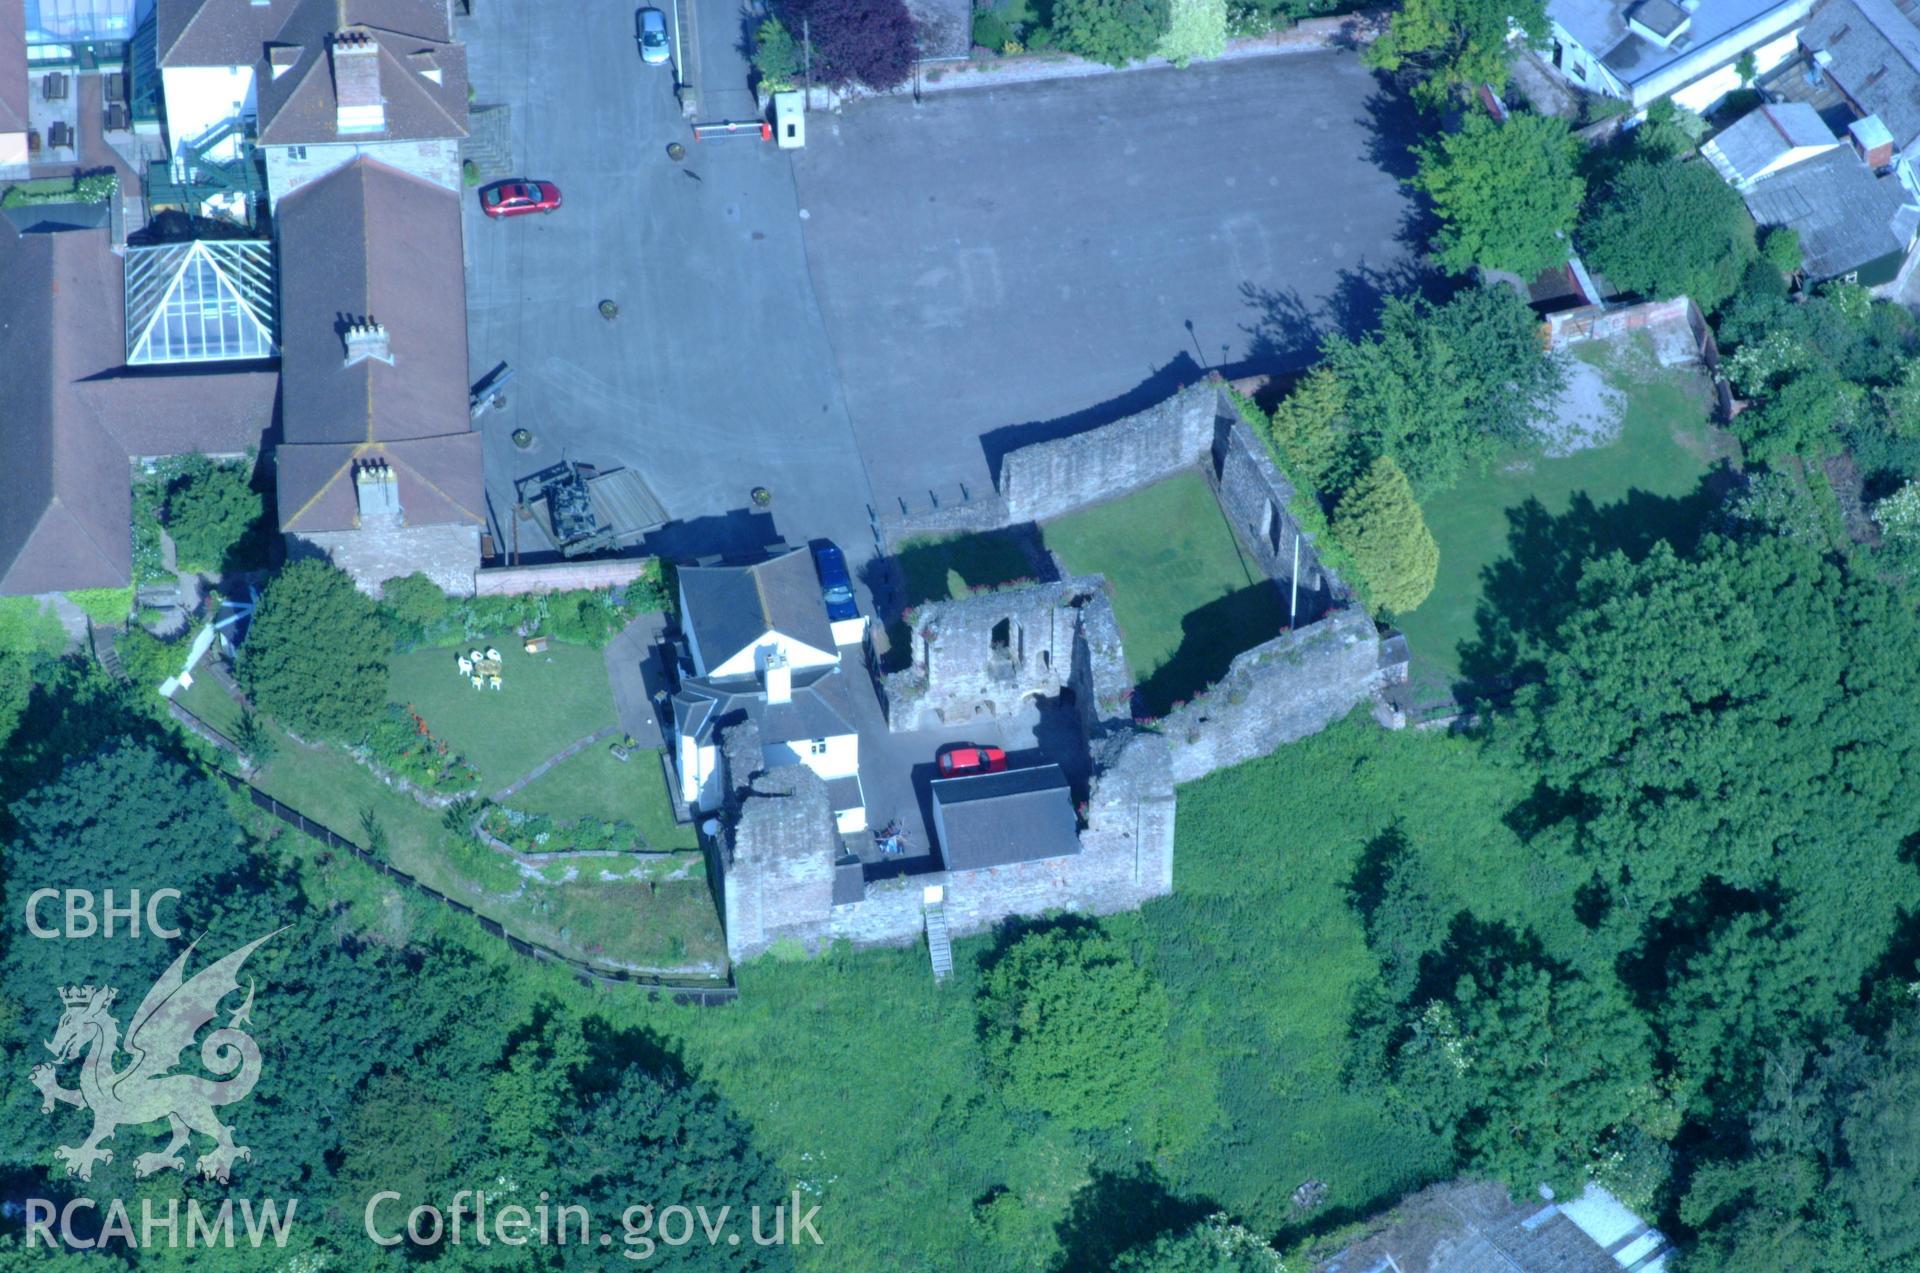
[809,739,828,756]
[288,145,307,159]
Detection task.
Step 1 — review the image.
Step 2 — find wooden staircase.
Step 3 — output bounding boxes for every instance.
[924,899,953,982]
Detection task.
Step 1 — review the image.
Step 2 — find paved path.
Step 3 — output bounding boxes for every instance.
[492,724,622,802]
[604,612,671,750]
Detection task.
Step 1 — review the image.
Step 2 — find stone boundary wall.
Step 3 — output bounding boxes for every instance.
[1160,606,1383,784]
[1208,414,1349,617]
[1543,295,1729,420]
[722,735,1178,961]
[1000,383,1218,525]
[473,557,657,596]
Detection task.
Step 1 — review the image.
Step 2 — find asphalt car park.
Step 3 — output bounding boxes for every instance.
[460,2,1422,567]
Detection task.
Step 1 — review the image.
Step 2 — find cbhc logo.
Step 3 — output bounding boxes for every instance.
[24,889,182,939]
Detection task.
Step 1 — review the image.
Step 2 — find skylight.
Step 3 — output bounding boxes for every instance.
[124,239,277,365]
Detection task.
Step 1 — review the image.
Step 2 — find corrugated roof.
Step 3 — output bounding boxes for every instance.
[1742,145,1917,278]
[1802,0,1920,149]
[679,548,836,672]
[1702,102,1838,185]
[932,765,1081,872]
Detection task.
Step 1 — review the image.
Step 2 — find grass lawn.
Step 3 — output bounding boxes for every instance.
[248,720,724,972]
[173,670,245,740]
[391,640,617,792]
[509,745,700,853]
[1045,472,1286,716]
[1396,338,1725,704]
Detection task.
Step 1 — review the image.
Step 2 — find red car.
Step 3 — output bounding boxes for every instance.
[479,179,562,218]
[938,745,1008,778]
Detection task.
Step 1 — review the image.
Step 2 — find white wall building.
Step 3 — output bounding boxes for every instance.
[671,549,867,834]
[1548,0,1813,109]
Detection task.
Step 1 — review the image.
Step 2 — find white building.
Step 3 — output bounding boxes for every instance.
[155,0,468,211]
[670,549,867,834]
[1547,0,1813,109]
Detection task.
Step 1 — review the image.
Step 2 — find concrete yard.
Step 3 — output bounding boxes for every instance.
[460,0,1423,581]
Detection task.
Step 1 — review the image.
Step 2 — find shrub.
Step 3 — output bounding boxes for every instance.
[0,596,68,658]
[64,588,133,626]
[356,704,480,794]
[1331,456,1439,615]
[1733,368,1860,462]
[1053,0,1172,64]
[1759,225,1803,278]
[980,926,1170,1129]
[1158,0,1227,65]
[239,560,389,739]
[114,627,183,690]
[972,9,1013,49]
[380,573,454,634]
[1579,157,1756,313]
[753,17,801,89]
[163,457,267,574]
[480,805,647,854]
[774,0,917,89]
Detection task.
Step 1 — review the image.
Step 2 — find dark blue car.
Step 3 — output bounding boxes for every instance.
[811,541,859,622]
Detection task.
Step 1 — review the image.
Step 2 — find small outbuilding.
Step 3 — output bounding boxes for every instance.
[930,764,1080,871]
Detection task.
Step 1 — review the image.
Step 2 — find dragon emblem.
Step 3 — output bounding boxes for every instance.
[28,929,282,1183]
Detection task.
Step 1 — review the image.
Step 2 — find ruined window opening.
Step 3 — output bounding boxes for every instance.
[1039,649,1051,672]
[991,618,1012,653]
[1264,499,1282,554]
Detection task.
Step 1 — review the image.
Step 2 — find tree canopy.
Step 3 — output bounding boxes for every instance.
[1364,0,1547,107]
[1579,157,1756,312]
[775,0,917,89]
[1053,0,1173,65]
[1332,455,1440,614]
[1415,112,1585,278]
[1324,284,1565,495]
[238,559,389,739]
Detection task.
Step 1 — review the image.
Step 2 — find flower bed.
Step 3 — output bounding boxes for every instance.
[480,806,651,855]
[353,704,480,795]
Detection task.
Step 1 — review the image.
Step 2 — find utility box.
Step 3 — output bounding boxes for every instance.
[774,91,804,149]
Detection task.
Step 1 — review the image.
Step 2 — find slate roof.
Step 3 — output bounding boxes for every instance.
[273,156,480,534]
[0,222,273,595]
[1702,101,1840,185]
[1551,0,1800,88]
[0,0,28,136]
[931,765,1081,872]
[256,18,467,146]
[1801,0,1920,149]
[1741,145,1918,278]
[672,664,856,748]
[679,548,836,672]
[157,0,453,69]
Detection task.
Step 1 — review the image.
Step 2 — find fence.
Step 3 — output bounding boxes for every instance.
[205,768,738,1003]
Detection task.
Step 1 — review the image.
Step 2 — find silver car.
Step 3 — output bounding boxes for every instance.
[637,7,671,65]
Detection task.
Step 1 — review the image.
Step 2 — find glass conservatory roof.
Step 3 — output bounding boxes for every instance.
[125,239,277,365]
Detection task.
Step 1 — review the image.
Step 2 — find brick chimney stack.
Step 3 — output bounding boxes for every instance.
[342,320,393,367]
[332,28,385,134]
[1850,115,1895,169]
[354,458,403,525]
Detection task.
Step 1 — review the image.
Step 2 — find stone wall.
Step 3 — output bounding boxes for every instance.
[1000,382,1218,524]
[1209,415,1346,621]
[265,138,462,209]
[877,490,1011,549]
[884,577,1132,732]
[473,557,659,596]
[1160,606,1383,784]
[288,522,479,598]
[721,732,1178,962]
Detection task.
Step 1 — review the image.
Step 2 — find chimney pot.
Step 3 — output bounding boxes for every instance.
[343,320,394,367]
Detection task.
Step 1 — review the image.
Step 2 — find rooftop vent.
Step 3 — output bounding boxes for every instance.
[332,29,385,134]
[354,458,402,524]
[1628,0,1691,47]
[342,320,393,367]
